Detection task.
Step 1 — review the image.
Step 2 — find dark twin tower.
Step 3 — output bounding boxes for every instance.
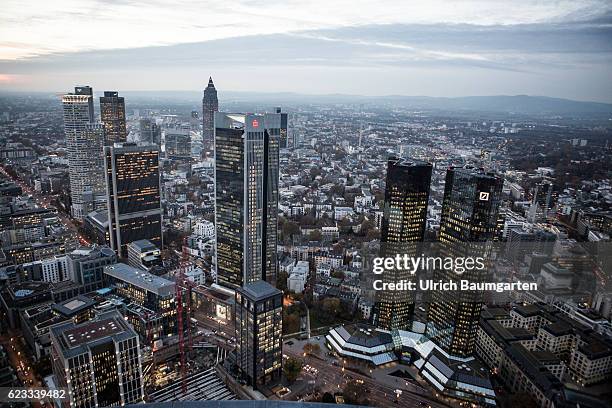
[374,157,503,358]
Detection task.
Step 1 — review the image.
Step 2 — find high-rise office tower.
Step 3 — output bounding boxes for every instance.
[165,128,192,160]
[274,107,289,148]
[263,113,281,283]
[50,310,144,408]
[100,91,127,144]
[528,181,556,222]
[202,77,218,141]
[104,143,162,257]
[372,157,432,330]
[426,167,503,357]
[139,118,161,145]
[235,280,283,388]
[214,113,280,289]
[62,86,106,220]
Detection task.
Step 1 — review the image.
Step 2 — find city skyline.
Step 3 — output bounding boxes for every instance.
[0,3,611,405]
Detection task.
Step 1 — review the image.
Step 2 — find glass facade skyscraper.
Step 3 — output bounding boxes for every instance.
[274,107,289,148]
[104,143,162,257]
[235,280,283,388]
[100,91,127,144]
[214,113,280,289]
[372,157,432,330]
[139,118,161,145]
[426,166,503,357]
[62,86,107,220]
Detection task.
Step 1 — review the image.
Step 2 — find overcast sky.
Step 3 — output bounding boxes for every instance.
[1,0,611,102]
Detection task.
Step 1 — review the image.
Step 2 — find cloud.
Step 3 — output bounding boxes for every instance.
[1,0,611,59]
[0,5,611,101]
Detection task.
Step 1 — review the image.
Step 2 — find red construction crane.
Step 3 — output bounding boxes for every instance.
[175,237,197,394]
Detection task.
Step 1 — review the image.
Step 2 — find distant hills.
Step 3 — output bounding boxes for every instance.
[4,90,612,116]
[127,91,612,116]
[377,95,612,115]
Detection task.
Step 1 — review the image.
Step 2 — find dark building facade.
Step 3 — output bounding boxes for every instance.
[214,113,280,289]
[235,280,283,389]
[426,167,504,358]
[274,107,289,148]
[372,157,432,330]
[50,310,144,408]
[100,91,127,144]
[104,143,162,257]
[202,77,219,141]
[165,129,191,160]
[139,118,161,145]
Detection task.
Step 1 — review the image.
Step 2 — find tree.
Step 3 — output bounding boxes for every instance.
[282,221,300,238]
[283,312,301,334]
[283,357,303,383]
[331,269,345,280]
[322,297,341,315]
[365,228,380,241]
[321,392,335,403]
[343,380,369,406]
[277,271,288,292]
[359,219,375,237]
[309,230,323,241]
[303,342,321,356]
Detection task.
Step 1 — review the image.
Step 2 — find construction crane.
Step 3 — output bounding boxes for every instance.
[175,237,196,394]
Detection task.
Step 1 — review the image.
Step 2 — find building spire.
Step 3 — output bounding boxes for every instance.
[208,76,214,87]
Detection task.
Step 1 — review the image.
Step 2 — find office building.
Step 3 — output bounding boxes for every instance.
[139,118,161,145]
[127,239,162,271]
[214,113,280,289]
[50,310,144,408]
[104,263,178,340]
[62,86,106,219]
[99,91,127,144]
[202,76,218,141]
[104,143,162,257]
[427,167,503,357]
[235,280,282,388]
[274,107,289,148]
[65,246,117,292]
[165,129,192,160]
[373,157,432,330]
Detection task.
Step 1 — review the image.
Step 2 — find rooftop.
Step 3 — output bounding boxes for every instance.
[238,280,281,301]
[52,295,97,317]
[104,263,174,296]
[50,311,137,359]
[128,239,158,252]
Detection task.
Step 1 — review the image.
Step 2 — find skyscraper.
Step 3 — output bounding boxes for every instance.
[139,118,161,145]
[235,280,283,388]
[372,157,432,330]
[274,107,289,148]
[214,113,280,289]
[202,77,218,141]
[426,166,503,357]
[50,310,144,408]
[62,86,106,220]
[100,91,127,144]
[104,143,162,257]
[165,128,192,160]
[263,112,281,283]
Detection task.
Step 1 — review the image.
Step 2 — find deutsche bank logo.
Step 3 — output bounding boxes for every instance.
[479,192,490,201]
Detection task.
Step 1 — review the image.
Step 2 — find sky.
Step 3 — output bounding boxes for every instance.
[1,0,612,102]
